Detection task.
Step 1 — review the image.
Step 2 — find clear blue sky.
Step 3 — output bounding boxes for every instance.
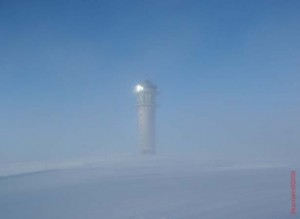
[0,0,299,163]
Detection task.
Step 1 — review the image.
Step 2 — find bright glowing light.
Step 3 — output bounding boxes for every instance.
[135,85,144,92]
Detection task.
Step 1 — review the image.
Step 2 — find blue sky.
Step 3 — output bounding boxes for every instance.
[0,0,299,163]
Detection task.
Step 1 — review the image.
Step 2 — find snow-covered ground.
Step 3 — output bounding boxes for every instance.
[0,156,298,219]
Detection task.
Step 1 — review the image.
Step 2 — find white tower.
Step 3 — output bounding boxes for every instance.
[134,80,157,154]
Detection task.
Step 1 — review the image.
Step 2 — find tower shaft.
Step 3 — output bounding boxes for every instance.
[138,105,155,154]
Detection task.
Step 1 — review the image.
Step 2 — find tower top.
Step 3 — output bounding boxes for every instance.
[139,80,157,89]
[135,80,157,93]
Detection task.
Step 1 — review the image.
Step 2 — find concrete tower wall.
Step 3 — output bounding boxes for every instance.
[138,106,155,154]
